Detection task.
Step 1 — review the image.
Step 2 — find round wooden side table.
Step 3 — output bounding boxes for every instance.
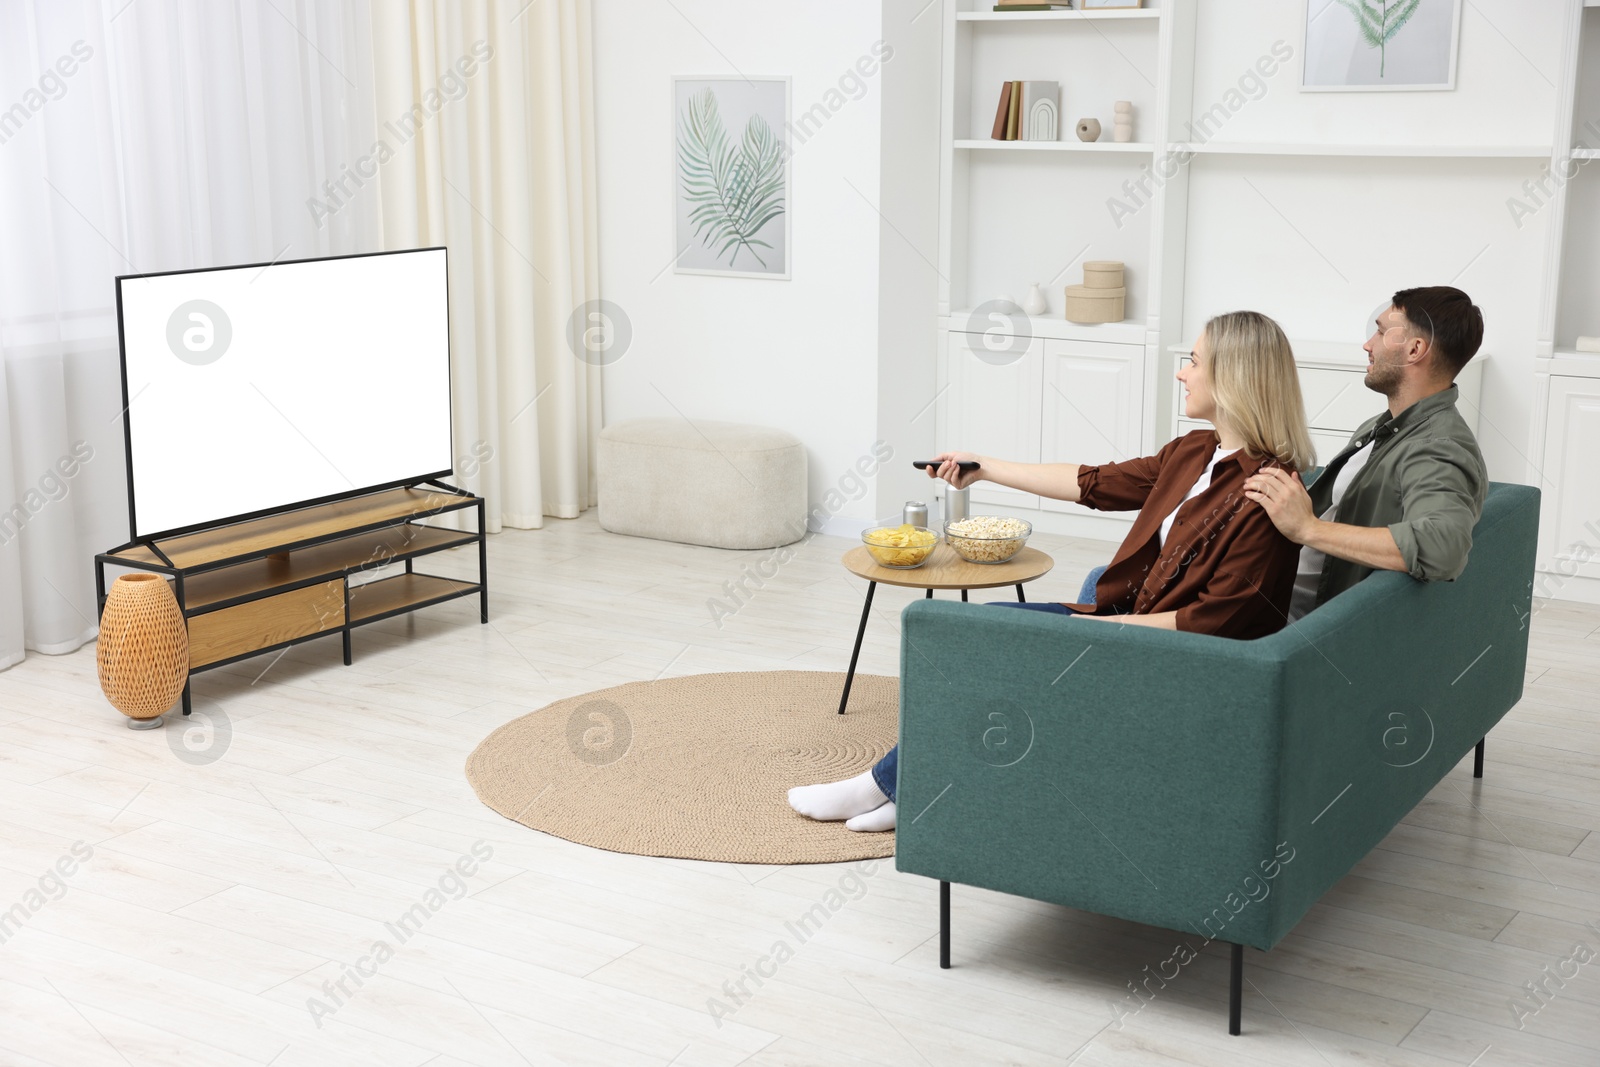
[837,544,1055,714]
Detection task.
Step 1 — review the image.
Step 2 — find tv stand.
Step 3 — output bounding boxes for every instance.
[95,483,487,716]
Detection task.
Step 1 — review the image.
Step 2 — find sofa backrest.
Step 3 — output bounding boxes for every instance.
[1256,481,1541,946]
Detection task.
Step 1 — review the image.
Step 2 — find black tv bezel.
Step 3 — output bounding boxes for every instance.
[113,246,456,545]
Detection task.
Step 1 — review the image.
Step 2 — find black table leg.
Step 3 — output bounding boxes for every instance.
[1228,942,1243,1035]
[939,880,951,969]
[838,581,877,715]
[1474,737,1485,778]
[961,589,968,602]
[925,588,933,598]
[1016,583,1026,602]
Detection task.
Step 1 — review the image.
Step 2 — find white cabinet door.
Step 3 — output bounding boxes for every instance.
[942,331,1043,510]
[1542,376,1600,580]
[1039,339,1143,514]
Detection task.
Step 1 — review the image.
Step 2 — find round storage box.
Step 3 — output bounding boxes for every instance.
[1082,260,1125,289]
[1063,284,1126,324]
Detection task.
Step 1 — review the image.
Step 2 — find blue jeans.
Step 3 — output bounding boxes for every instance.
[869,565,1105,804]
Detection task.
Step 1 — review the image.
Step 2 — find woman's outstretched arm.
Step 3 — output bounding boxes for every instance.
[926,451,1082,502]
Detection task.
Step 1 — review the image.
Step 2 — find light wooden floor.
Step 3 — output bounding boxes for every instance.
[2,514,1598,1067]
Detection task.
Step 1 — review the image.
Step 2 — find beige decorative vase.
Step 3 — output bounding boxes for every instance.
[1075,118,1101,142]
[97,573,189,729]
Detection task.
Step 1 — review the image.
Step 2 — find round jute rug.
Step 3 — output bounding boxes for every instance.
[464,670,898,864]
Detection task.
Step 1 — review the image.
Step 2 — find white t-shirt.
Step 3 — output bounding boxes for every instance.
[1288,441,1375,621]
[1158,446,1239,550]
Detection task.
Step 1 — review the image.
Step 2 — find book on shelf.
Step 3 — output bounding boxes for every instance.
[990,81,1013,139]
[994,4,1075,9]
[993,80,1061,140]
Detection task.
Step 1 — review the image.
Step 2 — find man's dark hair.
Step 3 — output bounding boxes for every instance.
[1391,286,1483,379]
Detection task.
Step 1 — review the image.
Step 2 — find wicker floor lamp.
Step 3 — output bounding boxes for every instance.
[97,573,189,730]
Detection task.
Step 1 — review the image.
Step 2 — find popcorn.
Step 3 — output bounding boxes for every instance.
[945,516,1030,564]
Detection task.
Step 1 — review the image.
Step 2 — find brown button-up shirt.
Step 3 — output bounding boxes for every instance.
[1067,430,1300,639]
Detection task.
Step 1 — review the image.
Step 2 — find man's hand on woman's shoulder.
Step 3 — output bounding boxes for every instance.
[1243,467,1316,543]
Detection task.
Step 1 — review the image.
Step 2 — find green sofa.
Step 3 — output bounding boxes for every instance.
[893,482,1540,1034]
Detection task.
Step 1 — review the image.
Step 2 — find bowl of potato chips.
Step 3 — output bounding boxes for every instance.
[861,523,938,568]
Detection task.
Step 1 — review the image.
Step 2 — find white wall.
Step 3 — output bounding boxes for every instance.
[874,0,944,522]
[594,0,1576,527]
[593,0,898,535]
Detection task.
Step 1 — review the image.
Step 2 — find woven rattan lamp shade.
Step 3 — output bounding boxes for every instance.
[97,573,189,724]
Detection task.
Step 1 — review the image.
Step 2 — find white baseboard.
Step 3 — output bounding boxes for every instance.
[1533,566,1600,606]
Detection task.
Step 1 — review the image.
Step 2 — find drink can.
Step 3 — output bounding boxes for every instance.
[945,487,970,527]
[903,501,928,528]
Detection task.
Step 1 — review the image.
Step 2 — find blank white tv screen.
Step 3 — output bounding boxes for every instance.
[117,248,453,540]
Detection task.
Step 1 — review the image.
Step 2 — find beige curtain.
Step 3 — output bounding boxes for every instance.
[369,0,601,530]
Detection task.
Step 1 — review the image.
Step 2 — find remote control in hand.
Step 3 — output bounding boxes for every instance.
[914,460,980,472]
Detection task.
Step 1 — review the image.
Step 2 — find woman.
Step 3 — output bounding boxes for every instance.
[790,310,1315,832]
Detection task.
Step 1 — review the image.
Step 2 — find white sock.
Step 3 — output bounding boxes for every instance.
[787,770,888,822]
[845,801,897,833]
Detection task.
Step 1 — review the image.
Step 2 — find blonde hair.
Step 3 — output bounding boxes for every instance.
[1203,311,1316,471]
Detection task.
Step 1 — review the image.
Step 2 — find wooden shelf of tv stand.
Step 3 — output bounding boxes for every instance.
[347,573,481,624]
[95,483,487,694]
[179,524,478,613]
[109,486,475,572]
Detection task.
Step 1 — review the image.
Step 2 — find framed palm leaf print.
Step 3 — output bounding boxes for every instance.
[1302,0,1462,91]
[673,76,791,279]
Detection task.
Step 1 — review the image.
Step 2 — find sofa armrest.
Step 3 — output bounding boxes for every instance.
[894,599,1289,948]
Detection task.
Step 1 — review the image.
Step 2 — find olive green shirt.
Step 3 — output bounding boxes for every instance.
[1307,384,1487,607]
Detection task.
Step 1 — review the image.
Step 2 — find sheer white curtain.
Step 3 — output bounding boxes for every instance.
[0,0,598,670]
[0,0,382,670]
[369,0,601,529]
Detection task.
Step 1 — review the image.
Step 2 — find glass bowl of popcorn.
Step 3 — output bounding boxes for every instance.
[861,523,939,568]
[944,515,1031,564]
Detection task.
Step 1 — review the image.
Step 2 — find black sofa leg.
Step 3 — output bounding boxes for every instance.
[1474,737,1485,778]
[939,881,951,969]
[1228,943,1243,1035]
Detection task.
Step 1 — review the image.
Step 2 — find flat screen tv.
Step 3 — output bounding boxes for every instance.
[114,247,453,542]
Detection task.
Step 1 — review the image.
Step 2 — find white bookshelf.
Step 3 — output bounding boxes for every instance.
[934,0,1599,581]
[1529,0,1600,594]
[1173,141,1554,158]
[953,138,1155,152]
[1545,351,1600,368]
[935,0,1177,541]
[943,309,1146,344]
[956,9,1161,22]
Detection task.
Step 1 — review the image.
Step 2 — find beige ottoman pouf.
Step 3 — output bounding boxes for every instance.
[598,418,808,549]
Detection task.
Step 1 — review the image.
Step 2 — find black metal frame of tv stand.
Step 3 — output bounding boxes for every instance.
[94,479,487,717]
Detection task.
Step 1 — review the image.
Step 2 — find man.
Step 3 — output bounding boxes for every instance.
[1244,286,1487,620]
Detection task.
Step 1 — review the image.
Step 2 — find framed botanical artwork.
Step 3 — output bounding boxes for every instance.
[672,76,791,279]
[1301,0,1462,92]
